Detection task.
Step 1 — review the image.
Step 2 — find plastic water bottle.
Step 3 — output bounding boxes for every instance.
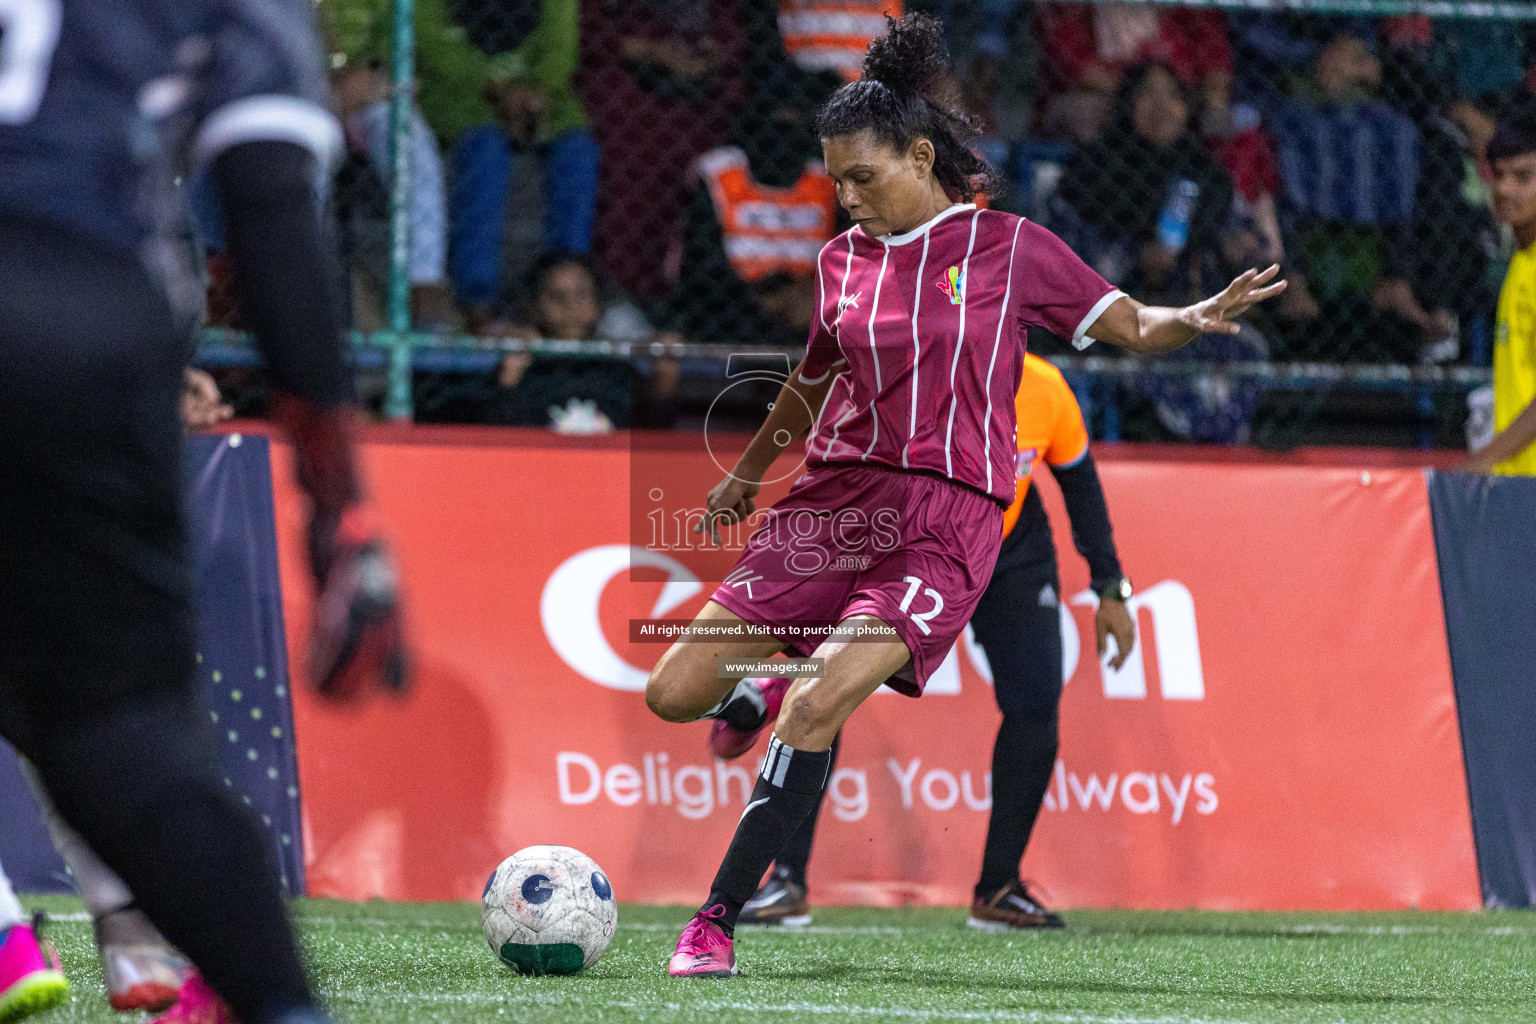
[1155,179,1200,254]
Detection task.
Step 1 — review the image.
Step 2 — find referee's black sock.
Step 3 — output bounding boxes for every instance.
[702,734,832,932]
[975,712,1059,900]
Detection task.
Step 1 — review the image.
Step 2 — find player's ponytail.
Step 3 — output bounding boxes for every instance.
[817,13,994,203]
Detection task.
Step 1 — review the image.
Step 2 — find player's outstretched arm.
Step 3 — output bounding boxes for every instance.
[1087,265,1287,355]
[1461,398,1536,473]
[694,355,840,546]
[214,140,409,701]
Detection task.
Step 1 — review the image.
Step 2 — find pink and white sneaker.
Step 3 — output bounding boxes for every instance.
[667,905,737,978]
[149,973,236,1024]
[0,917,69,1024]
[708,677,789,760]
[96,906,192,1012]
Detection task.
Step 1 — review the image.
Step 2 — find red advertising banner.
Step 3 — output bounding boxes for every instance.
[269,430,1479,910]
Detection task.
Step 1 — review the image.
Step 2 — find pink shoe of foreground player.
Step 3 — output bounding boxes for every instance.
[0,917,68,1024]
[667,905,737,978]
[708,677,789,760]
[148,974,236,1024]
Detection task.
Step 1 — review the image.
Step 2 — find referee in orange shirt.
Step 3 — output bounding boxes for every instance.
[733,354,1136,930]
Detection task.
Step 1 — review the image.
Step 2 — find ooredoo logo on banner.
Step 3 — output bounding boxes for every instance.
[279,438,1480,911]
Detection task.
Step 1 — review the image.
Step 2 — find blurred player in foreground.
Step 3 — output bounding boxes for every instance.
[0,369,238,1022]
[717,355,1135,931]
[644,12,1282,978]
[0,2,407,1023]
[1462,106,1536,476]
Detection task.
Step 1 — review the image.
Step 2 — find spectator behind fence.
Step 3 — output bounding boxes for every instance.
[1267,31,1459,363]
[1463,107,1536,475]
[778,0,901,82]
[323,0,598,329]
[583,0,745,303]
[659,62,841,348]
[1406,91,1502,364]
[1037,1,1232,144]
[1055,62,1235,308]
[484,253,682,430]
[332,60,457,330]
[1050,61,1269,445]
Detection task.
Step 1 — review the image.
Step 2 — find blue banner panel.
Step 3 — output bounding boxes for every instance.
[0,747,66,892]
[1427,469,1536,909]
[0,433,303,895]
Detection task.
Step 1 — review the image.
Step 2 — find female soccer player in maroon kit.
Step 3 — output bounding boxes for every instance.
[646,14,1284,978]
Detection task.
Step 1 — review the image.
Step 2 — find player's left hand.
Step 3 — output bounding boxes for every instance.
[1184,265,1287,335]
[180,368,233,430]
[1457,449,1500,475]
[1096,598,1136,671]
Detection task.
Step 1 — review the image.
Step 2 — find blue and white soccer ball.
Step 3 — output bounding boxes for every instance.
[482,845,618,975]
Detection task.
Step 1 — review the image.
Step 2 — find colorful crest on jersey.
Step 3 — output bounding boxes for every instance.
[1015,447,1039,479]
[938,265,965,305]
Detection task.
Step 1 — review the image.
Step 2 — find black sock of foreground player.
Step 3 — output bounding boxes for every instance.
[702,735,832,931]
[975,713,1059,900]
[24,692,315,1024]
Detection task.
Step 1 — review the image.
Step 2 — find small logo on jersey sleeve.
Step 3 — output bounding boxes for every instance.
[836,291,862,325]
[938,265,966,305]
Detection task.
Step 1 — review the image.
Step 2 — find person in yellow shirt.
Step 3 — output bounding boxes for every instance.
[1463,108,1536,475]
[717,354,1137,931]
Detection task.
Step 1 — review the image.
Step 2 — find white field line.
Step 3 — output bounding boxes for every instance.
[51,911,1534,940]
[292,915,1533,939]
[1273,924,1527,936]
[295,915,909,936]
[327,988,1256,1024]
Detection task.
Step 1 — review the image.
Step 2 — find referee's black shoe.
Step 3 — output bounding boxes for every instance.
[967,880,1065,931]
[738,869,812,927]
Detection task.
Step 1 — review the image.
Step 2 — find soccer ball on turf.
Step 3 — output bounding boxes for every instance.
[482,845,618,975]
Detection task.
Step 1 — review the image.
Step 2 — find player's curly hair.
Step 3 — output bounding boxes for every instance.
[816,13,994,203]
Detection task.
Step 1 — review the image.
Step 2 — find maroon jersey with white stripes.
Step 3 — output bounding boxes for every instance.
[801,204,1123,504]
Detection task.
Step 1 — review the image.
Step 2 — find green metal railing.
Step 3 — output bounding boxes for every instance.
[383,0,416,420]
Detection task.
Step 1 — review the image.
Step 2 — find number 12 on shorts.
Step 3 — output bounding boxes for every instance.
[899,576,944,636]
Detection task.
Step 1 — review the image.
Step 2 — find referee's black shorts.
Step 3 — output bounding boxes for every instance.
[0,216,196,746]
[968,542,1064,722]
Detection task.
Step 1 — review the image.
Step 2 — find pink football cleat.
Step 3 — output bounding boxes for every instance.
[149,973,236,1024]
[0,918,69,1024]
[667,905,737,978]
[708,677,789,759]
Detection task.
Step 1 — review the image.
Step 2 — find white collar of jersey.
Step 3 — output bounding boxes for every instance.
[873,203,977,246]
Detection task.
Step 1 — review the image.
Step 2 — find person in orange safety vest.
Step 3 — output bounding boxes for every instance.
[661,63,841,347]
[779,0,904,81]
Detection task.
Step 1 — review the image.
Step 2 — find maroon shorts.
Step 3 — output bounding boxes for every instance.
[709,462,1003,696]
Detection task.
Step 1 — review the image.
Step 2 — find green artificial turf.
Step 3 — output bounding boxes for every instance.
[19,895,1536,1023]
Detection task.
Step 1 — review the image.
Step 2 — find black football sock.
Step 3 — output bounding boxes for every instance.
[975,713,1059,901]
[771,731,839,888]
[702,734,832,932]
[699,678,769,729]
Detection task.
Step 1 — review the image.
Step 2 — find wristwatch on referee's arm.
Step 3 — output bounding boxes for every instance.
[1096,577,1133,603]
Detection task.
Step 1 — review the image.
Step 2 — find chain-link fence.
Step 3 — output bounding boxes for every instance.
[193,0,1536,449]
